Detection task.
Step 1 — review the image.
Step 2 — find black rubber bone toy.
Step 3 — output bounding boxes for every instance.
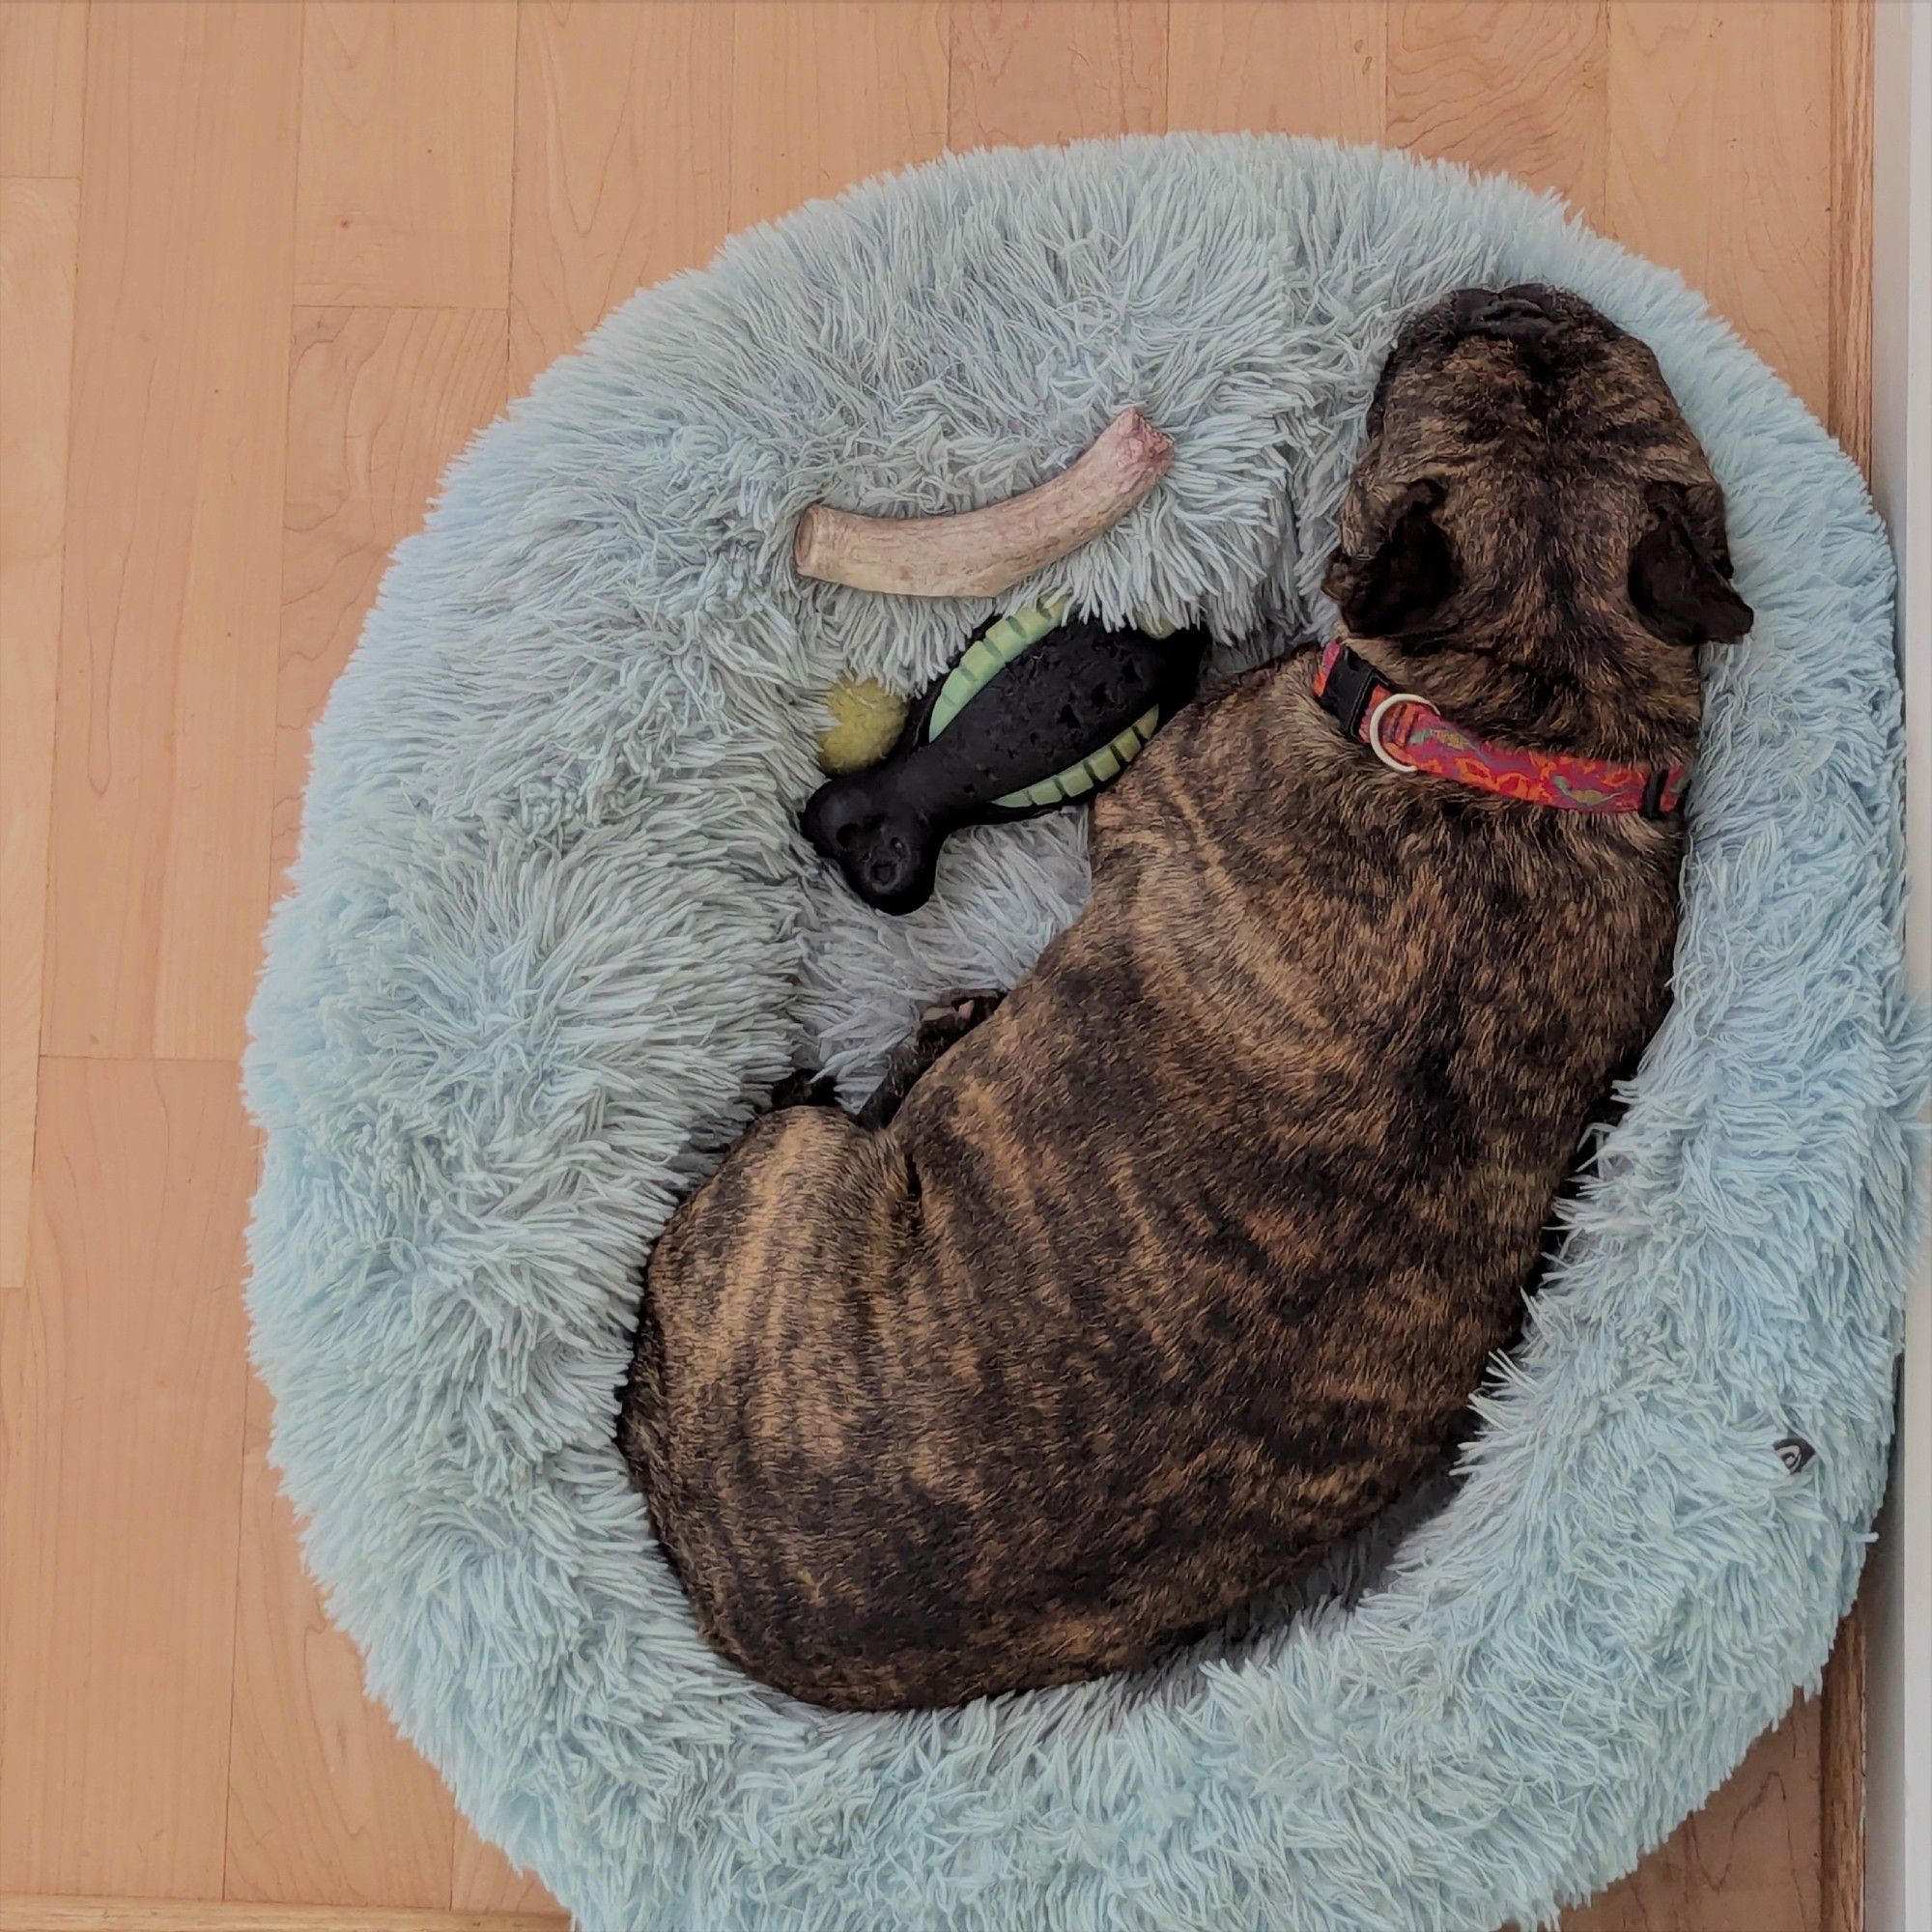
[802,596,1208,915]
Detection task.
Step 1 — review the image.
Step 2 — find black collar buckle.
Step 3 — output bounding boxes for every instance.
[1318,644,1389,742]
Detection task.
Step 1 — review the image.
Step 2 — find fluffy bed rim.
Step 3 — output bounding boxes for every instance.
[243,135,1924,1932]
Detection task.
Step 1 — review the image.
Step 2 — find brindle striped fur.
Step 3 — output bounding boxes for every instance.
[619,284,1752,1711]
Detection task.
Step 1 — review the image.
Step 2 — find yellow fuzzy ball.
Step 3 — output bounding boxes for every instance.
[816,676,908,774]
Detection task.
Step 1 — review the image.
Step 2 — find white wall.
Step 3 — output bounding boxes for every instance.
[1866,5,1931,1928]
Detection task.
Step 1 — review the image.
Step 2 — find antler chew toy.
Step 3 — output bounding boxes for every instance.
[803,596,1208,915]
[792,411,1174,599]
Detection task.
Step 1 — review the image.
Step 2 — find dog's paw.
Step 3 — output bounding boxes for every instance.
[768,1069,838,1111]
[918,988,1006,1052]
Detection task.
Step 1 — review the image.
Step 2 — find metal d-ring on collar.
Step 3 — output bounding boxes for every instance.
[1365,689,1428,773]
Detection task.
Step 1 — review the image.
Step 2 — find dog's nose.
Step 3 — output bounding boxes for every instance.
[1464,286,1558,342]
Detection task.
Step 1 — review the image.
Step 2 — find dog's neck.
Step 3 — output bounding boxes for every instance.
[1337,619,1704,767]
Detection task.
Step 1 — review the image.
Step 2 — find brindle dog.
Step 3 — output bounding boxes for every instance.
[621,283,1752,1710]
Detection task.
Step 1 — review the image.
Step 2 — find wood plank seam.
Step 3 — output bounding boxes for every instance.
[1,173,81,1287]
[502,0,524,396]
[1822,11,1873,1930]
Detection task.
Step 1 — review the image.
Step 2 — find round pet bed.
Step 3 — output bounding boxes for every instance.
[244,136,1923,1932]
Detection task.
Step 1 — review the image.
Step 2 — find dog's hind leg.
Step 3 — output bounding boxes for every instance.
[622,1098,889,1578]
[857,988,1006,1128]
[622,1100,929,1702]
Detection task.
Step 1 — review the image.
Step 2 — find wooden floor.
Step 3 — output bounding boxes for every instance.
[0,4,1872,1927]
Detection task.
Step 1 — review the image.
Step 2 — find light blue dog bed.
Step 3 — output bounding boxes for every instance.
[244,137,1923,1932]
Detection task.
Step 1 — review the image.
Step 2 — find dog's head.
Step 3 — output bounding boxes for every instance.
[1322,285,1752,674]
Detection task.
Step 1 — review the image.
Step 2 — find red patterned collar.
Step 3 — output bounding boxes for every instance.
[1311,638,1690,818]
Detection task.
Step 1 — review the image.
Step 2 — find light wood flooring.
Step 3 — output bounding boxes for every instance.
[0,4,1874,1926]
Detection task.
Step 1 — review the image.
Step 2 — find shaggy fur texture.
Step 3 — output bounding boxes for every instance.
[243,137,1921,1931]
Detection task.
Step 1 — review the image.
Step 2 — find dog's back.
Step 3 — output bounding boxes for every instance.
[629,662,1688,1709]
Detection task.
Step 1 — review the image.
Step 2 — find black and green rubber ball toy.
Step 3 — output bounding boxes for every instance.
[803,596,1208,915]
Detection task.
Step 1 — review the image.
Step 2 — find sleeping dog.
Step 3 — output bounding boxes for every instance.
[620,284,1752,1710]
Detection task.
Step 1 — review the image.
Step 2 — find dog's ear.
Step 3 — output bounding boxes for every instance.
[1322,480,1458,643]
[1629,480,1753,646]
